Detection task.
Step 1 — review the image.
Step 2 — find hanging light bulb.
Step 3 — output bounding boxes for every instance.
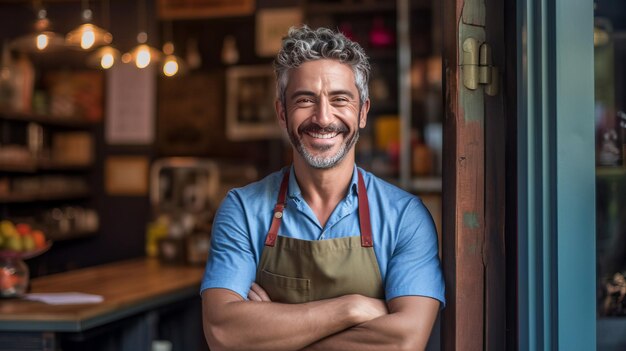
[85,0,119,70]
[125,0,161,69]
[186,37,202,70]
[11,7,64,53]
[136,46,151,68]
[221,35,239,65]
[162,55,179,76]
[66,1,112,51]
[161,43,185,77]
[160,22,185,77]
[101,50,115,68]
[87,45,120,69]
[35,33,49,50]
[127,32,161,69]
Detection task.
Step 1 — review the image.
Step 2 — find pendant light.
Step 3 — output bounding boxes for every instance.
[161,21,185,77]
[86,0,119,69]
[186,37,202,70]
[10,2,64,53]
[87,45,120,69]
[221,35,239,65]
[125,0,161,69]
[66,0,112,50]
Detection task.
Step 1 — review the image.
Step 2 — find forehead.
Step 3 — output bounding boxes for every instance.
[286,59,357,93]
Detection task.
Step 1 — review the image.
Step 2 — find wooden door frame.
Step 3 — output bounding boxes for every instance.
[441,0,596,350]
[441,0,509,349]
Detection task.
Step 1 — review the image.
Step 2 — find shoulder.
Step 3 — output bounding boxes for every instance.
[359,167,433,228]
[359,168,423,208]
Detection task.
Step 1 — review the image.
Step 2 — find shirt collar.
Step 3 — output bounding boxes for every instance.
[286,165,360,200]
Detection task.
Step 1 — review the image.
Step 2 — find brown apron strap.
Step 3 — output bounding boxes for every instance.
[264,168,373,247]
[265,169,290,246]
[357,171,373,247]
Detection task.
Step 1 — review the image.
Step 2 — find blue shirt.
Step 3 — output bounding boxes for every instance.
[201,165,445,306]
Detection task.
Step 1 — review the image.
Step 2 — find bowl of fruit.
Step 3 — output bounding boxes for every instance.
[0,220,51,298]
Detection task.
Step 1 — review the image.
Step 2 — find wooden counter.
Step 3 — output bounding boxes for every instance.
[0,258,205,350]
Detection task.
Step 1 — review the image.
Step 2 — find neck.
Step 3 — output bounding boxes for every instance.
[292,153,355,227]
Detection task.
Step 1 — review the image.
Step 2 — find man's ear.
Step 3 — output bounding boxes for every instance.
[359,99,370,129]
[275,99,287,129]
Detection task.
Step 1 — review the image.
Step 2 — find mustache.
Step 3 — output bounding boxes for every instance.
[298,123,349,134]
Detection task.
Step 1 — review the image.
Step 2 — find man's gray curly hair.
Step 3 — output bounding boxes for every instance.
[274,25,371,108]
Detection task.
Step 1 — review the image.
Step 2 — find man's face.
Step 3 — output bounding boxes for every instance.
[277,59,369,169]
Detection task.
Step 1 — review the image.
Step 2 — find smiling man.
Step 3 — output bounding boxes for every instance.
[201,26,445,351]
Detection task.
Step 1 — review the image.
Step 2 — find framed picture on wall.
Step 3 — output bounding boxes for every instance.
[255,8,303,57]
[105,156,149,196]
[226,65,283,141]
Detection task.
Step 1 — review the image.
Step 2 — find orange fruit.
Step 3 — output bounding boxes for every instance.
[31,230,46,249]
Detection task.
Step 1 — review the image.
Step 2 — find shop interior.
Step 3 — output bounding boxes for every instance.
[0,0,443,349]
[2,0,626,349]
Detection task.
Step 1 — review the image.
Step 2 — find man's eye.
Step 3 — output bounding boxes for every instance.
[332,97,350,106]
[296,98,315,105]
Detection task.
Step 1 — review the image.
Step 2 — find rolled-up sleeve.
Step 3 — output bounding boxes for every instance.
[384,198,445,307]
[200,190,257,299]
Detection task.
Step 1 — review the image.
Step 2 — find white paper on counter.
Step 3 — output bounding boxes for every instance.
[24,292,104,305]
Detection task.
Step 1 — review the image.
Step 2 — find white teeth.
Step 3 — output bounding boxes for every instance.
[307,132,338,139]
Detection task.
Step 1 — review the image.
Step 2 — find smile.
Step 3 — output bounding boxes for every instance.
[307,131,339,139]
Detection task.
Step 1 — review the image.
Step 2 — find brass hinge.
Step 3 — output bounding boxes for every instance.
[461,38,499,96]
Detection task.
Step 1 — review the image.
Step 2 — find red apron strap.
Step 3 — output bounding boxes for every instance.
[265,169,290,246]
[265,168,373,248]
[357,170,373,247]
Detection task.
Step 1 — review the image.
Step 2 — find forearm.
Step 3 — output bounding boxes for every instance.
[301,297,439,351]
[202,289,374,351]
[301,312,429,351]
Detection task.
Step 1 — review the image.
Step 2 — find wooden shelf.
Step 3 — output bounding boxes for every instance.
[411,176,442,193]
[47,229,98,241]
[0,111,94,128]
[596,166,626,178]
[304,2,396,15]
[303,0,431,15]
[382,176,441,193]
[38,160,93,171]
[0,160,92,173]
[0,160,37,172]
[0,190,90,204]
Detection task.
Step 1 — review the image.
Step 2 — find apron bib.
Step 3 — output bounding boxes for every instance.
[255,170,384,304]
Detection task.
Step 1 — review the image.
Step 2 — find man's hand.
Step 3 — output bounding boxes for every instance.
[302,296,440,351]
[248,282,272,302]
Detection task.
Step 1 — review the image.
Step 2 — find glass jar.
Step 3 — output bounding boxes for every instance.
[0,256,29,298]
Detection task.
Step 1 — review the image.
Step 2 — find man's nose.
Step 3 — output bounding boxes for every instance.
[312,98,333,127]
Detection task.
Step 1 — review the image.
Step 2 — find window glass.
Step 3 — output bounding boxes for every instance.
[595,1,626,349]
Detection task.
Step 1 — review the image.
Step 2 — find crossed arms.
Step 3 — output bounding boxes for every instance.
[201,284,440,351]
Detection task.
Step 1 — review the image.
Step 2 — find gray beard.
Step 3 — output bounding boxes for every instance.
[289,128,359,169]
[284,103,362,169]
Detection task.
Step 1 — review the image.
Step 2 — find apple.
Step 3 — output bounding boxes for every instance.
[15,223,32,236]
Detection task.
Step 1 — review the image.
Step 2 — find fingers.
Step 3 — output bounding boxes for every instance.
[249,282,272,302]
[248,289,263,302]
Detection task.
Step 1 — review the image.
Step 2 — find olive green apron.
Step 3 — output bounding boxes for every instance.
[255,170,385,304]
